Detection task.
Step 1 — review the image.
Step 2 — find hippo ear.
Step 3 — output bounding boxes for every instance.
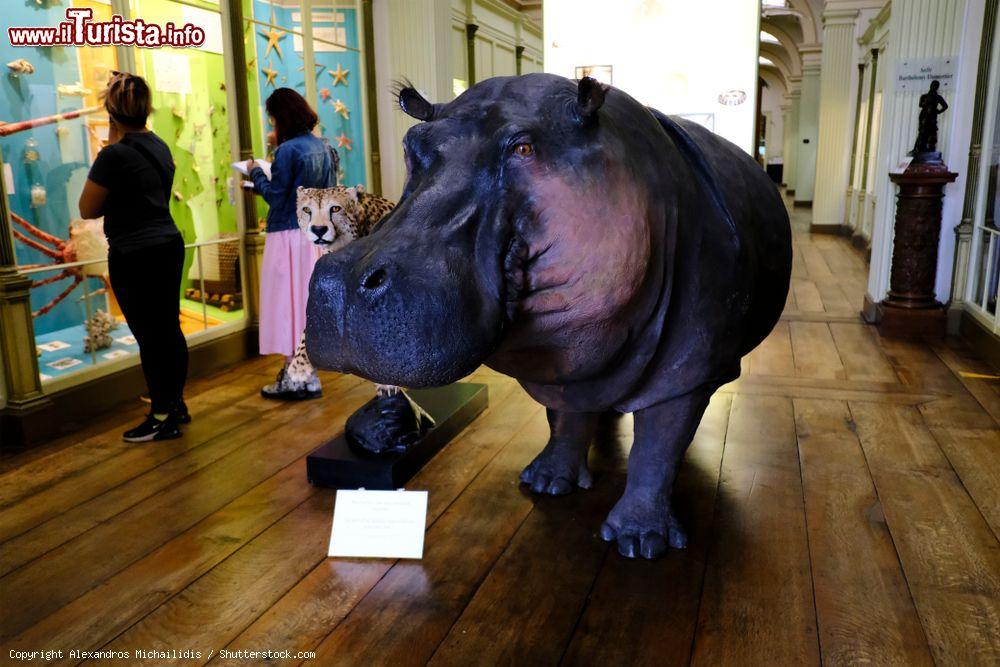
[575,76,607,125]
[397,85,435,122]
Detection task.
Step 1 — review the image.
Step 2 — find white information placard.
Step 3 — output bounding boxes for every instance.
[895,57,957,92]
[182,5,224,54]
[328,489,428,559]
[151,51,192,95]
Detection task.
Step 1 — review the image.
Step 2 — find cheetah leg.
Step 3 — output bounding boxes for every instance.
[286,334,320,388]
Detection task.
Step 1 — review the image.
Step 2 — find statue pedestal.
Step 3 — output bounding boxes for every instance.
[877,160,957,339]
[306,383,488,490]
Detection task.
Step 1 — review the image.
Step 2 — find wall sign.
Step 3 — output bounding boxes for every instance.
[895,57,956,92]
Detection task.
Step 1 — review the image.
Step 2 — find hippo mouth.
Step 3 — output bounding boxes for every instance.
[501,229,560,322]
[502,232,529,322]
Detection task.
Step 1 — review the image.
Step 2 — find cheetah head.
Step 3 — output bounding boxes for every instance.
[296,185,365,253]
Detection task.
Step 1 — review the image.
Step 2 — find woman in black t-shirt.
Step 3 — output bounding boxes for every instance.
[79,72,189,443]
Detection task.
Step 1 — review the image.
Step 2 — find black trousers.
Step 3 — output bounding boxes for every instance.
[108,236,189,414]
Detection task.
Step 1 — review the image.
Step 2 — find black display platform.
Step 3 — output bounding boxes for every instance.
[306,383,489,489]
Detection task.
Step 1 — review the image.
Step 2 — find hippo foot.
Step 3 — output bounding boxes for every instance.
[519,439,592,496]
[345,391,434,457]
[599,494,687,559]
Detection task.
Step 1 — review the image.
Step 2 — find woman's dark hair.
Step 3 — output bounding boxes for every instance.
[266,88,318,145]
[102,72,152,128]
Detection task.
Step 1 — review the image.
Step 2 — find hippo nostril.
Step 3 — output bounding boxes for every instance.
[360,268,388,291]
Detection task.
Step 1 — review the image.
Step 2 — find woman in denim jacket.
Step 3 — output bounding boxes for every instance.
[248,88,338,399]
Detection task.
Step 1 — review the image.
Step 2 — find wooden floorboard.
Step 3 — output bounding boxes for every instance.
[560,395,732,666]
[3,195,999,665]
[208,374,532,665]
[794,398,933,665]
[850,402,1000,665]
[689,394,820,666]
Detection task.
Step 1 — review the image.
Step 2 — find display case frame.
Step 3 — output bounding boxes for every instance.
[0,0,375,439]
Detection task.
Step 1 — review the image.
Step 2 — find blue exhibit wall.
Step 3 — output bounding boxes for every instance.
[0,1,109,336]
[250,1,366,188]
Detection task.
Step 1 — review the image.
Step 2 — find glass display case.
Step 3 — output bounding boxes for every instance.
[245,0,369,203]
[0,0,248,390]
[0,0,373,400]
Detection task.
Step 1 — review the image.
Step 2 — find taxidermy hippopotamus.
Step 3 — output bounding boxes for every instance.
[306,73,792,559]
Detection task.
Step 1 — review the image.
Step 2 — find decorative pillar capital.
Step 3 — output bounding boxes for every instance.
[822,8,860,26]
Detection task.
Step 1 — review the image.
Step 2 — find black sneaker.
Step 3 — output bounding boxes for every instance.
[172,400,192,424]
[123,414,182,443]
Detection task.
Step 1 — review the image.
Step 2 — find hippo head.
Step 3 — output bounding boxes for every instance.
[306,73,665,388]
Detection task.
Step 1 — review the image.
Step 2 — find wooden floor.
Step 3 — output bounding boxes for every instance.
[2,199,999,666]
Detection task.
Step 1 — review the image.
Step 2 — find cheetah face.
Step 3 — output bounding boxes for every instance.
[297,186,364,253]
[297,187,334,246]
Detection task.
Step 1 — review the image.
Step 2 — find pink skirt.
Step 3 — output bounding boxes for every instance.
[259,229,322,358]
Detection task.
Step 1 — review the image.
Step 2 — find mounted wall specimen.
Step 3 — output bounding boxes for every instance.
[306,73,793,560]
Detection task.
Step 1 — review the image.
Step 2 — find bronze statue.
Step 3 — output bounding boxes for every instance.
[910,80,948,160]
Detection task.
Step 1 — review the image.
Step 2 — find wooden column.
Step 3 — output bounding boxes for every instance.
[0,143,52,443]
[221,0,264,327]
[466,23,479,87]
[361,0,383,196]
[877,161,959,338]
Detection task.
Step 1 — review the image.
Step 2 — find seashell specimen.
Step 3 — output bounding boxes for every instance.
[7,59,36,75]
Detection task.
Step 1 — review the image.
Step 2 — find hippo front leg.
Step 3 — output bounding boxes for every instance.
[600,389,713,559]
[520,409,598,495]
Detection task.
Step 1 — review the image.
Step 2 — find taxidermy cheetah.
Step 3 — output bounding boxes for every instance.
[268,185,397,399]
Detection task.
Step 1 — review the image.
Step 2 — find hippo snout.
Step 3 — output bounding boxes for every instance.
[304,227,506,389]
[305,252,352,372]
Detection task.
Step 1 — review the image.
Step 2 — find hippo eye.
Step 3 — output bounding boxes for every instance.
[332,205,342,213]
[513,142,534,157]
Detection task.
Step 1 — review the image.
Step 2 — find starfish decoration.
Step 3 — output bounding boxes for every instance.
[319,87,331,101]
[260,7,286,60]
[334,132,352,151]
[330,63,349,86]
[260,26,286,59]
[262,59,278,87]
[333,99,350,119]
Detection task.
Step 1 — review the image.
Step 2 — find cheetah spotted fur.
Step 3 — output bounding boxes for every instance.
[286,185,398,395]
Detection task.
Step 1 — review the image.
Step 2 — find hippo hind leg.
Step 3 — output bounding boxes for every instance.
[600,388,713,559]
[520,409,598,495]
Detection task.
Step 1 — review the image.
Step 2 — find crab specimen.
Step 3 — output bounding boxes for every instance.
[12,213,109,317]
